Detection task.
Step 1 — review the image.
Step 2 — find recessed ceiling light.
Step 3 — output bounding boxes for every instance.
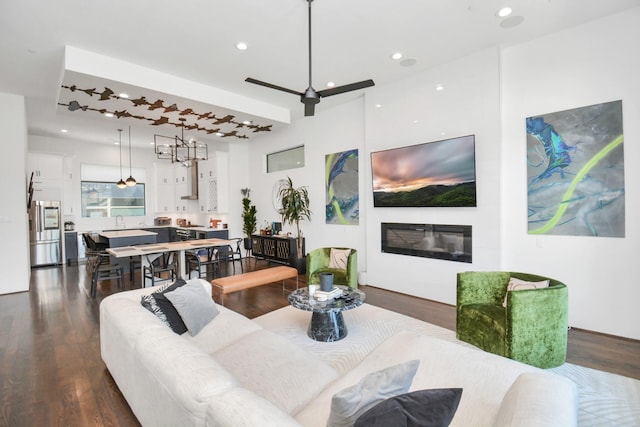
[60,129,68,133]
[236,42,248,50]
[243,120,252,125]
[435,84,445,91]
[497,7,512,17]
[391,52,403,60]
[104,112,114,118]
[119,93,129,98]
[216,132,224,137]
[375,104,382,108]
[412,120,420,124]
[326,81,335,88]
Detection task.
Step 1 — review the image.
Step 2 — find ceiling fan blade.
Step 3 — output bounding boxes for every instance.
[304,102,316,117]
[317,79,375,98]
[245,78,303,97]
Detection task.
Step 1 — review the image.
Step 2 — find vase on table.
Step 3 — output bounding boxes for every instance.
[319,272,334,292]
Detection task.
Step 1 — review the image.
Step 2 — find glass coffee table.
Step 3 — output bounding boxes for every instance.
[288,286,366,342]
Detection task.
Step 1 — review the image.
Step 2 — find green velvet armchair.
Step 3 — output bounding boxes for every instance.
[456,271,568,368]
[306,247,358,288]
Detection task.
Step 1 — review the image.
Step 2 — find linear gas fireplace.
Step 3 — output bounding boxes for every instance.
[381,222,472,263]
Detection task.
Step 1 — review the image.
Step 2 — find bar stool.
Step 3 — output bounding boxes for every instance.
[89,252,124,298]
[186,247,219,280]
[143,252,178,287]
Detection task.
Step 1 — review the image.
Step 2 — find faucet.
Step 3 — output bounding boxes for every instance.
[116,215,125,228]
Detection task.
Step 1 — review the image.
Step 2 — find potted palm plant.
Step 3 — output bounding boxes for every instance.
[241,188,257,251]
[278,177,311,268]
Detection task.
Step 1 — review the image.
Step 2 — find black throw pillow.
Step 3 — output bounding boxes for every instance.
[354,388,463,427]
[152,278,188,334]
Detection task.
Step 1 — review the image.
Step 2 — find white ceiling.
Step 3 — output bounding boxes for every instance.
[1,0,639,148]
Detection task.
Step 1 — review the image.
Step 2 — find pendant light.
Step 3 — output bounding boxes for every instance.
[125,125,137,186]
[116,129,127,189]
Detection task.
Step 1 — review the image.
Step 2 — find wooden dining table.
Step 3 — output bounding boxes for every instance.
[106,238,233,286]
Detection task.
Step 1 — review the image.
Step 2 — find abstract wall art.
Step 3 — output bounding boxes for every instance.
[325,149,359,225]
[526,100,625,237]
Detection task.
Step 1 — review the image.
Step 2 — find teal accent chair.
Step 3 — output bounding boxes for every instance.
[456,271,568,368]
[306,248,358,288]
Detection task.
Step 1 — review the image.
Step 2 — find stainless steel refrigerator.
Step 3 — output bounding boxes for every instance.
[29,200,62,267]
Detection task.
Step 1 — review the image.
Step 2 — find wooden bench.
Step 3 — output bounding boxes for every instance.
[211,266,299,305]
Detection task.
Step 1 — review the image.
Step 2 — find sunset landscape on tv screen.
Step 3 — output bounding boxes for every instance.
[371,135,477,207]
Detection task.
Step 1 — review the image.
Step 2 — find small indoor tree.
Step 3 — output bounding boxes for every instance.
[241,188,257,250]
[278,177,311,257]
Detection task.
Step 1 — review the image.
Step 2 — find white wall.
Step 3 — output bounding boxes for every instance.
[226,141,251,243]
[247,98,367,268]
[245,9,640,341]
[501,8,640,340]
[0,93,30,294]
[363,48,502,304]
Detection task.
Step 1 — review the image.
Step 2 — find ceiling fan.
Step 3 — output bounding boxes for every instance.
[246,0,374,117]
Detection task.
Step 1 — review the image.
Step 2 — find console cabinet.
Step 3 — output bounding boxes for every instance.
[251,235,305,273]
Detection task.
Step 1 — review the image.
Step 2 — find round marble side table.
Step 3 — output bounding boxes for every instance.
[288,286,366,342]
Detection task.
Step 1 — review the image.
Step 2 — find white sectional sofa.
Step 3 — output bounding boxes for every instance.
[100,279,578,426]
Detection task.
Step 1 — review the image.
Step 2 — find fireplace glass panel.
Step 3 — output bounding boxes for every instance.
[381,223,472,263]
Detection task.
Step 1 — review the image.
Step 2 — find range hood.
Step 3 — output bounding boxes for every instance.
[180,160,199,200]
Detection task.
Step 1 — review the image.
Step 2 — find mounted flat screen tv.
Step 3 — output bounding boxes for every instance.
[371,135,477,207]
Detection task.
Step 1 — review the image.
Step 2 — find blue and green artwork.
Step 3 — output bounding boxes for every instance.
[527,100,624,237]
[325,149,359,225]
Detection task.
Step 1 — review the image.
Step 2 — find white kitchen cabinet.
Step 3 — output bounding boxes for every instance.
[154,162,175,213]
[155,162,174,185]
[174,182,190,213]
[62,157,75,215]
[174,164,188,185]
[197,158,215,180]
[198,151,228,213]
[27,153,63,201]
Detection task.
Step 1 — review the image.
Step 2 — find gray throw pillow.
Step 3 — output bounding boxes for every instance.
[327,360,420,427]
[164,280,219,336]
[354,388,463,427]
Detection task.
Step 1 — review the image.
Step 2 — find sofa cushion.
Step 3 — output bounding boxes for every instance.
[206,388,303,427]
[213,329,339,415]
[493,372,578,427]
[152,278,188,334]
[326,360,420,427]
[329,248,351,269]
[183,306,263,354]
[131,324,241,426]
[165,279,219,336]
[354,388,463,427]
[502,277,550,308]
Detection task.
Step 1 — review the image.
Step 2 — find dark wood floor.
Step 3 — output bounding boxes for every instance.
[1,259,638,426]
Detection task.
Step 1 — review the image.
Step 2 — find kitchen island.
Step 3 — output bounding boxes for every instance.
[99,229,158,247]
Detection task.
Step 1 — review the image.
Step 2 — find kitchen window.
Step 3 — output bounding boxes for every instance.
[81,181,146,217]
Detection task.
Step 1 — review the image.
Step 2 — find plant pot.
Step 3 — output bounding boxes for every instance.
[243,237,252,251]
[291,256,307,275]
[320,272,334,292]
